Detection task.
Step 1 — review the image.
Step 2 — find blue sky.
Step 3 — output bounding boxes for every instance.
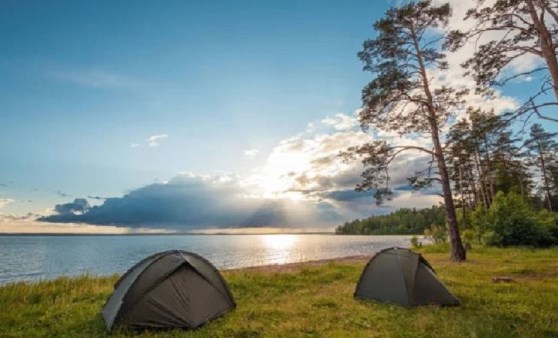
[0,0,388,215]
[0,0,555,232]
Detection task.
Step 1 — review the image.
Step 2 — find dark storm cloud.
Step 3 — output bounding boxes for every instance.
[53,198,90,215]
[87,195,107,200]
[40,174,345,229]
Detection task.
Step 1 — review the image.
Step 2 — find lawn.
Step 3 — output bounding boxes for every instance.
[1,246,557,337]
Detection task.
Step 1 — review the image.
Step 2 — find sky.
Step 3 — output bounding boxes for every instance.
[0,0,555,233]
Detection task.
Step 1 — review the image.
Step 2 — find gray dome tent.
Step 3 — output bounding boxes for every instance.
[102,250,235,332]
[354,247,459,307]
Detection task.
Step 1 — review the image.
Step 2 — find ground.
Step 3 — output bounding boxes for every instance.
[1,245,557,337]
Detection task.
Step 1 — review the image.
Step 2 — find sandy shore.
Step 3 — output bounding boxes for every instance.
[226,255,371,274]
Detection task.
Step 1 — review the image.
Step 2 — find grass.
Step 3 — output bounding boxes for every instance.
[1,246,557,337]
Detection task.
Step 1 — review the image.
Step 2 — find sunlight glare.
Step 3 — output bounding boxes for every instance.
[261,234,299,264]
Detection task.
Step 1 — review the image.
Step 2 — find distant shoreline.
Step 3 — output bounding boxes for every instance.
[0,231,339,236]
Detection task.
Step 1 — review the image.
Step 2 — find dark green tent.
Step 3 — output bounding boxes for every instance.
[102,250,235,332]
[354,247,459,307]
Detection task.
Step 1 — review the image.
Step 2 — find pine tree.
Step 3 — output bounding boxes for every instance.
[345,0,467,261]
[446,0,558,122]
[525,123,558,210]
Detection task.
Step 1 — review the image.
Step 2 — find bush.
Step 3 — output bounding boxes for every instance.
[424,224,447,244]
[473,192,555,247]
[461,229,476,245]
[537,210,558,246]
[481,230,503,246]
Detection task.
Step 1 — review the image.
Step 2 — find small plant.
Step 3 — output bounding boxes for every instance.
[461,229,476,249]
[410,235,423,248]
[481,230,503,246]
[424,224,447,244]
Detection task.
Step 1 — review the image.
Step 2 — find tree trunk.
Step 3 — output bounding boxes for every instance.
[474,150,489,209]
[483,137,495,202]
[412,29,466,261]
[468,159,479,208]
[432,131,467,261]
[538,141,553,211]
[526,0,558,104]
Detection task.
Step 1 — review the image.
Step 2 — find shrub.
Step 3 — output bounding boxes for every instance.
[473,192,555,247]
[461,229,477,244]
[424,224,447,244]
[481,230,503,246]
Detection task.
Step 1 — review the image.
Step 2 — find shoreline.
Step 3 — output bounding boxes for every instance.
[0,254,376,286]
[1,246,557,337]
[225,254,372,274]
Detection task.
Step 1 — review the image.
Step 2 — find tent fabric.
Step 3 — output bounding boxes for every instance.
[102,250,235,332]
[354,247,459,307]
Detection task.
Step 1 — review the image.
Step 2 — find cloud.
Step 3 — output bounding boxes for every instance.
[146,134,168,147]
[87,195,107,201]
[39,113,444,231]
[321,113,358,131]
[244,149,259,159]
[0,213,166,234]
[130,143,140,148]
[0,198,14,209]
[40,173,345,229]
[428,0,534,116]
[54,190,72,198]
[53,198,90,215]
[48,69,145,90]
[0,181,15,187]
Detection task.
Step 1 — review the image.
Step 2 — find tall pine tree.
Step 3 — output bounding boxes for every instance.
[525,123,558,210]
[447,0,558,122]
[345,0,467,261]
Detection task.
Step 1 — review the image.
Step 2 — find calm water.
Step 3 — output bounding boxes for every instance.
[0,234,411,284]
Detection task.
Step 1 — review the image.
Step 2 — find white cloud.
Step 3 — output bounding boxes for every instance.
[244,149,259,159]
[429,0,536,116]
[247,113,437,212]
[321,113,358,131]
[0,213,167,234]
[146,134,169,147]
[0,198,14,209]
[130,143,140,148]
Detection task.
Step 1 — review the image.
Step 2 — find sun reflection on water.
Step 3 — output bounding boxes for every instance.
[260,234,299,265]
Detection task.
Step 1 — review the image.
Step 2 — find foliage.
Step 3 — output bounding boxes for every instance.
[524,124,558,211]
[1,248,557,337]
[335,205,446,235]
[344,0,467,260]
[472,192,556,246]
[460,229,476,246]
[446,0,558,123]
[424,224,448,244]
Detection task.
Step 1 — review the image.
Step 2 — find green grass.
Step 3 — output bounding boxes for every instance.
[1,246,557,337]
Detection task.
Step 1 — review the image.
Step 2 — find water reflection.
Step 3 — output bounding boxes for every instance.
[261,234,298,265]
[0,234,413,284]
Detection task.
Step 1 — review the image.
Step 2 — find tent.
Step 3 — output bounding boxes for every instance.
[354,247,459,307]
[102,250,236,332]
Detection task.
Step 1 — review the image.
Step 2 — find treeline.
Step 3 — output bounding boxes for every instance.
[338,113,558,246]
[342,0,558,259]
[335,206,445,235]
[449,114,558,214]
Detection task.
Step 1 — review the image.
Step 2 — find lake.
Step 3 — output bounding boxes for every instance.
[0,234,412,284]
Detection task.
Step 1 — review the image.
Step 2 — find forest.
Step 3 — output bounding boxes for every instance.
[335,206,446,235]
[337,116,558,248]
[338,0,558,260]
